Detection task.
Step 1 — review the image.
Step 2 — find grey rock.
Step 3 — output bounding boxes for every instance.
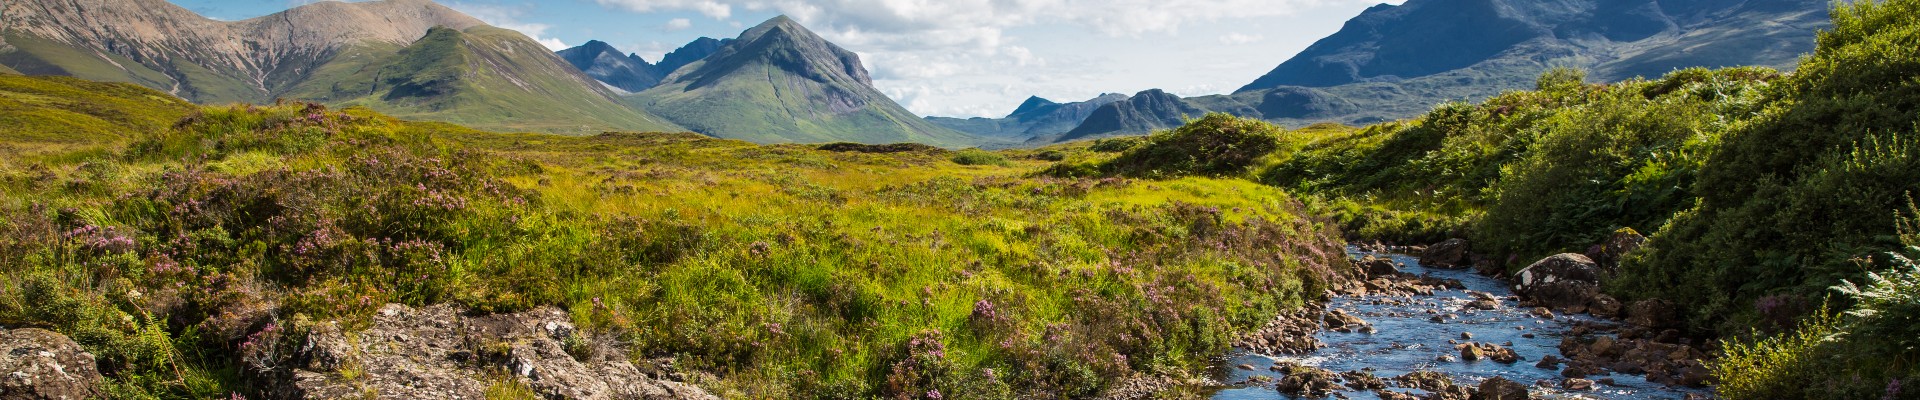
[0,328,102,400]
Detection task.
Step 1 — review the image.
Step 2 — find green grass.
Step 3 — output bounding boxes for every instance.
[0,75,195,152]
[0,74,1353,398]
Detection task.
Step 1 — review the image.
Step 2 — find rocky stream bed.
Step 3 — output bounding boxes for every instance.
[1206,243,1714,400]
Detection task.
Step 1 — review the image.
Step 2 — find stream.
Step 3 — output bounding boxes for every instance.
[1207,247,1710,399]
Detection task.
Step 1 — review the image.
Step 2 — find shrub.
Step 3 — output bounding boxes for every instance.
[950,149,1012,167]
[1088,137,1141,153]
[1626,0,1920,334]
[1099,113,1287,179]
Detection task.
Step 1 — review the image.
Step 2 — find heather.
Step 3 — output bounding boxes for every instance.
[0,75,1351,398]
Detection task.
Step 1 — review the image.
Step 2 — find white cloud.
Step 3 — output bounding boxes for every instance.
[664,18,694,31]
[595,0,732,19]
[1219,33,1264,45]
[445,2,572,50]
[590,0,1397,117]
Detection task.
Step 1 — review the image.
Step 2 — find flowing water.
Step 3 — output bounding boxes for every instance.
[1208,247,1710,399]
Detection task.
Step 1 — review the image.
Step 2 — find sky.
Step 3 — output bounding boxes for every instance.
[167,0,1403,118]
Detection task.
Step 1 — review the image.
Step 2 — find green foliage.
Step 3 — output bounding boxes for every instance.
[950,149,1012,167]
[1624,0,1920,334]
[1096,113,1289,179]
[1475,68,1773,263]
[1710,304,1847,399]
[0,91,1352,398]
[0,75,194,148]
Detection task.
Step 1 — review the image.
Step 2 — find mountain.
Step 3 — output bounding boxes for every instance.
[0,0,681,134]
[1028,0,1825,143]
[1239,0,1822,92]
[627,16,976,146]
[557,40,662,93]
[927,93,1128,140]
[1046,89,1207,143]
[654,37,732,77]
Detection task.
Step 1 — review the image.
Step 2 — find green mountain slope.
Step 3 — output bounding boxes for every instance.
[0,74,193,146]
[0,0,678,134]
[629,16,979,146]
[281,27,682,134]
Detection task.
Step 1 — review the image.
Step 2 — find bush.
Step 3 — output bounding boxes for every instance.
[1099,113,1287,179]
[1625,0,1920,334]
[1088,137,1141,153]
[951,149,1012,167]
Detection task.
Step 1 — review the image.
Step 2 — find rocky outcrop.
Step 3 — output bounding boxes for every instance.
[1420,239,1471,269]
[0,328,102,400]
[246,304,714,400]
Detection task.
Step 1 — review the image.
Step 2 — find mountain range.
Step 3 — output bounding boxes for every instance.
[0,0,681,134]
[0,0,1830,146]
[942,0,1829,143]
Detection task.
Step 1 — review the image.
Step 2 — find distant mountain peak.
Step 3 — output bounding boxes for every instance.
[631,15,972,145]
[1009,96,1059,117]
[557,40,661,92]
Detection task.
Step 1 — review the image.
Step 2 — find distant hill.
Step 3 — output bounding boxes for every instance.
[627,16,977,146]
[0,0,681,134]
[1032,0,1826,143]
[927,93,1127,141]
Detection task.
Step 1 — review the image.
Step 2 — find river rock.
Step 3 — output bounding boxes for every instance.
[1394,371,1471,400]
[1324,309,1371,333]
[1562,378,1596,391]
[0,328,102,400]
[1276,365,1342,398]
[1529,307,1555,319]
[1342,370,1388,390]
[1421,239,1471,269]
[1362,255,1400,278]
[1512,254,1625,316]
[1461,344,1485,361]
[1515,253,1600,289]
[1535,355,1562,369]
[248,304,715,400]
[1470,376,1532,400]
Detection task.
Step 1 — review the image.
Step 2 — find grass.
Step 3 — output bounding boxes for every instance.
[0,76,1353,399]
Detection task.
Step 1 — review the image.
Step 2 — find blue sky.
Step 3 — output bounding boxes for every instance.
[167,0,1401,118]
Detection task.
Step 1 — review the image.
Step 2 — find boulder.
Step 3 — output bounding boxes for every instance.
[1362,256,1400,278]
[1421,239,1471,268]
[0,328,102,400]
[1470,376,1532,400]
[248,304,715,400]
[1561,378,1596,391]
[1513,254,1622,315]
[1514,254,1600,290]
